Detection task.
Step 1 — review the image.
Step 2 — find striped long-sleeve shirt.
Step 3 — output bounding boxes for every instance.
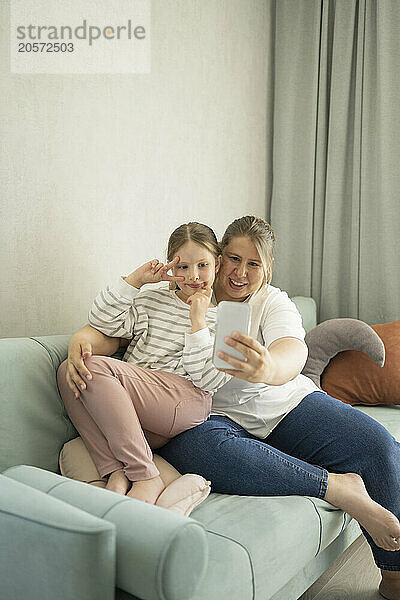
[88,277,232,394]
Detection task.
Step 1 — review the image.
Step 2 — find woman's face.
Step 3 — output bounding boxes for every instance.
[215,236,265,302]
[171,240,219,302]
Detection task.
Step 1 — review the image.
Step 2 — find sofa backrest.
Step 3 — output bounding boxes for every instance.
[0,335,76,474]
[291,296,317,333]
[0,297,317,475]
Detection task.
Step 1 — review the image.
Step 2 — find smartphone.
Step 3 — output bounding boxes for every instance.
[213,301,251,369]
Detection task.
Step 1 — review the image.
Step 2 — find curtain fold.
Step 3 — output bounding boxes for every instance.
[267,0,400,324]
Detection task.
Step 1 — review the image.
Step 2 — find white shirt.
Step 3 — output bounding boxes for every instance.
[210,284,322,438]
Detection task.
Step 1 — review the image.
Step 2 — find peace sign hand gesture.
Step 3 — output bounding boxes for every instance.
[123,257,185,289]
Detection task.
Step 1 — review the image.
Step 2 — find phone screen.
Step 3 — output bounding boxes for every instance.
[213,301,251,369]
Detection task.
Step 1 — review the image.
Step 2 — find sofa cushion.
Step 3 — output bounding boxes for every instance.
[321,320,400,405]
[190,492,347,599]
[60,435,109,485]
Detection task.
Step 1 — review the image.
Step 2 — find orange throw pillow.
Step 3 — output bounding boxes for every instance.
[321,320,400,406]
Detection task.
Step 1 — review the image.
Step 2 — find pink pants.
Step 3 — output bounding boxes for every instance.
[57,356,211,482]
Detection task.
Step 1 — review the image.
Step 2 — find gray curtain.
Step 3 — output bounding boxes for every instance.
[266,0,400,324]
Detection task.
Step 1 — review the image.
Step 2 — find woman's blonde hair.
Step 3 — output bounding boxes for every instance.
[167,222,220,290]
[219,216,276,293]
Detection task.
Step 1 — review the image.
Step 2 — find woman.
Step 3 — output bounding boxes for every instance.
[64,216,400,600]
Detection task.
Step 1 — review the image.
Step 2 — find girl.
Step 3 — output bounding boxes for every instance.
[57,222,231,505]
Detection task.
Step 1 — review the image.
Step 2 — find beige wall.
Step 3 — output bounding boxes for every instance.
[0,0,268,338]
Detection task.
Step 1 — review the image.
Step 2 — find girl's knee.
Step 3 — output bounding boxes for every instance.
[56,359,69,393]
[57,359,68,379]
[83,355,115,374]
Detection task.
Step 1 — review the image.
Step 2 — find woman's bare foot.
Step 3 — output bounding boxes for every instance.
[105,468,131,495]
[379,569,400,600]
[325,472,400,552]
[127,474,165,504]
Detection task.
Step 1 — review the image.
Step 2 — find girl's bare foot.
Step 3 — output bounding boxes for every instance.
[105,468,131,495]
[379,569,400,600]
[127,474,165,504]
[325,472,400,552]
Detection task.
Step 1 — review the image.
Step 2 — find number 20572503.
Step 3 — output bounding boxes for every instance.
[18,42,74,52]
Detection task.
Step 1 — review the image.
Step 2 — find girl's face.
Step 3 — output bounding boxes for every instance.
[215,236,266,302]
[171,240,220,302]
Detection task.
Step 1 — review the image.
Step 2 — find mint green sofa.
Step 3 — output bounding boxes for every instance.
[1,298,399,600]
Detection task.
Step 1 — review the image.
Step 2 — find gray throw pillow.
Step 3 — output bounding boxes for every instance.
[301,318,385,388]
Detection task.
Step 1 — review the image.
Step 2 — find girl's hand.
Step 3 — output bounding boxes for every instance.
[124,257,185,289]
[216,332,276,383]
[187,285,213,333]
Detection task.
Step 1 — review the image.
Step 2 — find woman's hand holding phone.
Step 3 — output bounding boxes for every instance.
[212,301,275,383]
[217,332,276,384]
[123,257,185,289]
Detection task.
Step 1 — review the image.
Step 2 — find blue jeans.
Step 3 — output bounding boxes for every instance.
[158,391,400,571]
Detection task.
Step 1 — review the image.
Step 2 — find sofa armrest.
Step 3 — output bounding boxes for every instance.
[0,473,115,600]
[3,465,209,600]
